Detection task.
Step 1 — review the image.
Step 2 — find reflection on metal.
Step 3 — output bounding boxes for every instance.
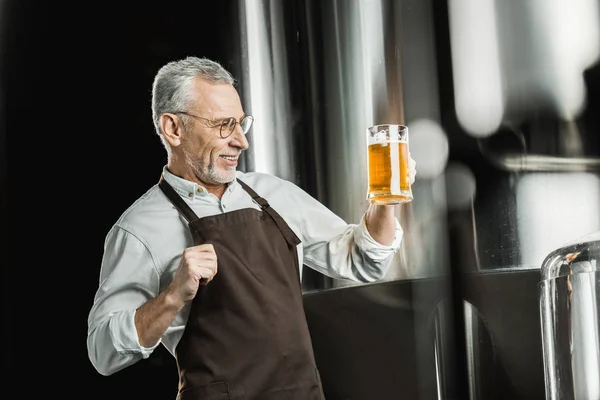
[448,170,600,272]
[459,270,547,398]
[464,302,478,400]
[432,299,462,400]
[300,0,405,227]
[448,0,600,137]
[236,0,299,182]
[463,301,496,400]
[236,0,451,290]
[539,231,600,400]
[303,277,459,399]
[301,0,450,285]
[479,153,600,173]
[516,173,600,269]
[477,121,600,173]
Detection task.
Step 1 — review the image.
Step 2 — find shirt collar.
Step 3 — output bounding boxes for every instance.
[161,166,240,200]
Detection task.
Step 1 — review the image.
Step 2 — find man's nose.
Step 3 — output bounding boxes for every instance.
[230,124,249,150]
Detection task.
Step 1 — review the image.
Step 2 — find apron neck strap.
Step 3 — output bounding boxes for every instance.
[158,175,199,223]
[236,179,270,209]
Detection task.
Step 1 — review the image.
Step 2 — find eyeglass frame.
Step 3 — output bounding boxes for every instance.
[172,111,254,139]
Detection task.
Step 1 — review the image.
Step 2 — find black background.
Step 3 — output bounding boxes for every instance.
[2,1,237,397]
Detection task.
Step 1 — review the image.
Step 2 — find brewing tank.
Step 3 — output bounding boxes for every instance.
[230,0,600,399]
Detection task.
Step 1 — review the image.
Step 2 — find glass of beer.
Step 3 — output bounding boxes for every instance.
[366,124,413,204]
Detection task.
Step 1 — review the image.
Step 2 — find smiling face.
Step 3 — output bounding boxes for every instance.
[161,77,250,196]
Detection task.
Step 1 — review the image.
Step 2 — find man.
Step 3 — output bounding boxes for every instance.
[87,56,416,399]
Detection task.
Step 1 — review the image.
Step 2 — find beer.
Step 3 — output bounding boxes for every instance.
[366,124,413,204]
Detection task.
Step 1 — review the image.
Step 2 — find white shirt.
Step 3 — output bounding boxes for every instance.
[87,167,403,376]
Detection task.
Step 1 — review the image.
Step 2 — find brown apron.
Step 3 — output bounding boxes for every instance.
[159,177,325,400]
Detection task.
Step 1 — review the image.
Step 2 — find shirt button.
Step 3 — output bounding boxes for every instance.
[188,192,193,198]
[197,188,204,193]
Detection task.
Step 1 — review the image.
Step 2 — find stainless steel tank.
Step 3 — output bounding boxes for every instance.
[230,0,600,399]
[539,230,600,400]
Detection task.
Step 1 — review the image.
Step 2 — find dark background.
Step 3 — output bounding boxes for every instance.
[2,0,238,397]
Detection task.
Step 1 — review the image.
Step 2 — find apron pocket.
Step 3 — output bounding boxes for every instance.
[178,381,231,400]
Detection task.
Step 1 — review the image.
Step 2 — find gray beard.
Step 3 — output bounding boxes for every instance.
[204,162,236,184]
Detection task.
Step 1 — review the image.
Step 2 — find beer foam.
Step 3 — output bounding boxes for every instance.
[368,139,407,146]
[374,130,387,143]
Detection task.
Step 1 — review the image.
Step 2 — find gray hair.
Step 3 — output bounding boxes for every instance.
[151,56,236,147]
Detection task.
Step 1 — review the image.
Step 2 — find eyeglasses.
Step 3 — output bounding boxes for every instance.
[174,111,254,139]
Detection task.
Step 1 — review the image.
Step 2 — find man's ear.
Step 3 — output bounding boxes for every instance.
[160,113,183,147]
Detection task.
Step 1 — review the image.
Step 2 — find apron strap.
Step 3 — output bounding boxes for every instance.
[158,175,200,223]
[237,178,302,247]
[158,174,302,247]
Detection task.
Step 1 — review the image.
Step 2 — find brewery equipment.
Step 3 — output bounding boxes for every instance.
[233,0,600,399]
[539,231,600,400]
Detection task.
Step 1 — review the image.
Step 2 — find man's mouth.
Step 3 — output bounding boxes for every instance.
[219,154,240,167]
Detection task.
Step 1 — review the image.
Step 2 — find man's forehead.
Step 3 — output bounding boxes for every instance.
[192,77,235,95]
[192,79,240,111]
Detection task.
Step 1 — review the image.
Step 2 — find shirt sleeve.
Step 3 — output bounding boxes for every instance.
[87,225,161,376]
[289,182,403,282]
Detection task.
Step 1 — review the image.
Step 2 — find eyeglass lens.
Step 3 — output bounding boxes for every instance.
[221,116,254,137]
[240,116,253,133]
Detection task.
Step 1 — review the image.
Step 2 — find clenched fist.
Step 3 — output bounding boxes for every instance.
[170,244,218,304]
